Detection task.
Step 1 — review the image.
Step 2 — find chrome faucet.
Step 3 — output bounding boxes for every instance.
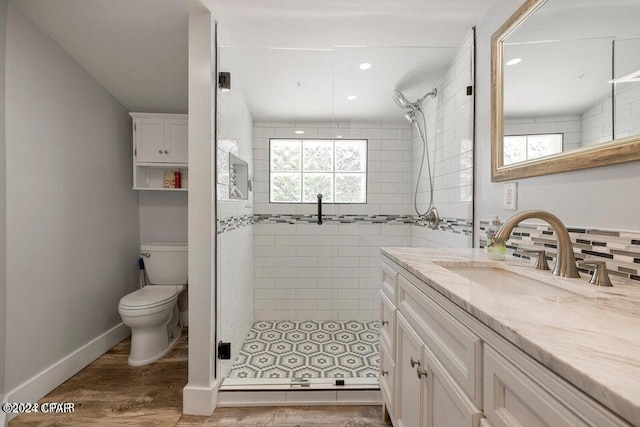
[494,210,580,278]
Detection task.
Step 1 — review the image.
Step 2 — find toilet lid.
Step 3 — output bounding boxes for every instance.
[119,286,179,309]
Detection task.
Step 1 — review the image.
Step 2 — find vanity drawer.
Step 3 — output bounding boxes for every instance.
[379,290,396,355]
[397,273,482,407]
[379,339,396,418]
[484,345,590,427]
[381,261,398,306]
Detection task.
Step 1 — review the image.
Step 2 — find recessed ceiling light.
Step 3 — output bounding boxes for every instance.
[506,58,522,66]
[336,135,343,139]
[295,130,305,134]
[347,95,357,101]
[359,62,372,70]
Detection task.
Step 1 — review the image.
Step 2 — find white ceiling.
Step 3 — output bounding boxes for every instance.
[209,0,491,122]
[10,0,495,119]
[226,46,459,123]
[205,0,494,49]
[11,0,188,113]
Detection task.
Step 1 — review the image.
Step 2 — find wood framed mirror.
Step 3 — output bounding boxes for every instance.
[491,0,640,181]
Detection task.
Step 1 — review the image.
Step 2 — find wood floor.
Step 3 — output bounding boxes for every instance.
[9,331,390,426]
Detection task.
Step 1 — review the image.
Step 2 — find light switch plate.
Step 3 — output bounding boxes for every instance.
[504,182,517,210]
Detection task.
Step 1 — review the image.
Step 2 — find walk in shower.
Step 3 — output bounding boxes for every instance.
[214,29,476,391]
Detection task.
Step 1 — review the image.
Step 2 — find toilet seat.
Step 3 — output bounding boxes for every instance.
[119,286,182,310]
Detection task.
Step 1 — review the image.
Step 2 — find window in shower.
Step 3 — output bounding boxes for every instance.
[503,133,563,165]
[269,139,367,203]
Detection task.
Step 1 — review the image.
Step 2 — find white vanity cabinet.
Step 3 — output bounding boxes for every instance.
[130,113,188,191]
[380,255,632,427]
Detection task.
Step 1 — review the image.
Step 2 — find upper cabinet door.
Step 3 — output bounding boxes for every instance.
[165,119,188,163]
[135,118,166,163]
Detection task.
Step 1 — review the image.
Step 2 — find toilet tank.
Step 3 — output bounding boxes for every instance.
[141,242,188,285]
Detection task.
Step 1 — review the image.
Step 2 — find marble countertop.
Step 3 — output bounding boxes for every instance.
[381,247,640,426]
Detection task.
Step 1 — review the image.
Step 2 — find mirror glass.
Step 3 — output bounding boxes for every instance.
[500,0,640,167]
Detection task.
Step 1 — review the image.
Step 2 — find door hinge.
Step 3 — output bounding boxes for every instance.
[134,148,137,156]
[218,341,231,359]
[134,123,137,131]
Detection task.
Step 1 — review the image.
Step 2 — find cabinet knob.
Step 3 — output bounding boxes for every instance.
[382,320,389,326]
[410,357,420,368]
[164,150,169,154]
[158,150,163,154]
[381,370,388,376]
[416,367,428,379]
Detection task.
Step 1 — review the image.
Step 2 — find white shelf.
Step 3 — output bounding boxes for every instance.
[136,162,188,168]
[133,187,187,192]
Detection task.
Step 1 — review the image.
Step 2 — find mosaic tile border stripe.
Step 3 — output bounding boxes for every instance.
[254,213,415,225]
[217,214,254,234]
[478,220,640,283]
[414,217,473,236]
[217,213,473,236]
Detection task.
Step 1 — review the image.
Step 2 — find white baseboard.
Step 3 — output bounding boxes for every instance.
[2,322,130,424]
[183,379,220,415]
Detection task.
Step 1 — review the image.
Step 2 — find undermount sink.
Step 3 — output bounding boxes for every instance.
[444,265,578,297]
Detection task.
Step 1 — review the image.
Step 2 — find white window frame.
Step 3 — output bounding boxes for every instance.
[269,138,368,204]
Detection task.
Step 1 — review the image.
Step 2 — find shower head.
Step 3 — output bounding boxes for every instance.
[392,89,438,110]
[393,90,413,109]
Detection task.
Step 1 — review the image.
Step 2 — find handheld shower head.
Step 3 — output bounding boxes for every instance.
[404,111,416,123]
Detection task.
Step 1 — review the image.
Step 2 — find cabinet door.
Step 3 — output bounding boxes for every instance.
[423,345,482,427]
[380,341,396,419]
[484,346,589,427]
[165,119,188,163]
[395,313,425,427]
[135,118,166,162]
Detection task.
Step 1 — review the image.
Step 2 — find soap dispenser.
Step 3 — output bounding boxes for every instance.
[486,215,506,261]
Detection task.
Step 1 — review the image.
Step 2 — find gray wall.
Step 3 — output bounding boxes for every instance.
[139,192,188,243]
[0,0,6,400]
[475,0,640,236]
[4,5,139,391]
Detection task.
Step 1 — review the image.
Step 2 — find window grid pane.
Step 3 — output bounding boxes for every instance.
[503,133,563,166]
[270,139,367,203]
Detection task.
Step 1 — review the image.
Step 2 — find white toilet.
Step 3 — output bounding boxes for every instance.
[118,242,187,366]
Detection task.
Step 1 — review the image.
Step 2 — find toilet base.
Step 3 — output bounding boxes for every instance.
[128,325,183,366]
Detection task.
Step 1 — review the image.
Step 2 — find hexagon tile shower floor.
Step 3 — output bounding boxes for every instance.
[228,321,380,379]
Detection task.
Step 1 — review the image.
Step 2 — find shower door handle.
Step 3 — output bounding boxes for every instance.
[317,193,323,225]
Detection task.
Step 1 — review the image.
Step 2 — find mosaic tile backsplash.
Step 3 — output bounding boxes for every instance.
[217,213,472,235]
[479,220,640,283]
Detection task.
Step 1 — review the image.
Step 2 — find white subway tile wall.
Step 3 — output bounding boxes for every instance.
[216,42,255,377]
[253,121,414,215]
[252,122,413,320]
[615,83,640,141]
[411,31,474,249]
[582,95,614,146]
[254,222,411,320]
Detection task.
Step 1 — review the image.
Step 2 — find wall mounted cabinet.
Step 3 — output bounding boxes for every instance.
[130,113,188,191]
